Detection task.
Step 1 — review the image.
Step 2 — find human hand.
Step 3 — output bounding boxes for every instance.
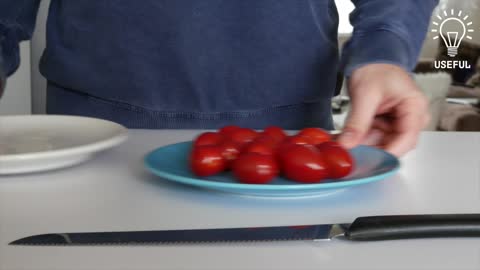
[337,64,430,157]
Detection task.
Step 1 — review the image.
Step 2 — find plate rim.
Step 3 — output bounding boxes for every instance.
[0,115,128,161]
[144,141,401,191]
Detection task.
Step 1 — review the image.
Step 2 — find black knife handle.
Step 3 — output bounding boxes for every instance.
[345,214,480,241]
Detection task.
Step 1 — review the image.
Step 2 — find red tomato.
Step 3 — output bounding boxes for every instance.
[279,144,328,183]
[275,138,309,162]
[232,153,279,184]
[285,135,313,145]
[316,141,354,179]
[262,126,287,143]
[274,141,293,163]
[219,125,241,138]
[244,141,276,156]
[190,145,227,177]
[254,135,280,146]
[297,128,331,145]
[193,132,224,147]
[219,140,243,167]
[230,128,258,145]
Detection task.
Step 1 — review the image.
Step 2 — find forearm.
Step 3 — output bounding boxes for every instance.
[340,0,439,76]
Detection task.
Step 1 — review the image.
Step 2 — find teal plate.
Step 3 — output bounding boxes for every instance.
[144,142,400,198]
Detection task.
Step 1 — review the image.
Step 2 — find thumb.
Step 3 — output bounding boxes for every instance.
[338,93,380,148]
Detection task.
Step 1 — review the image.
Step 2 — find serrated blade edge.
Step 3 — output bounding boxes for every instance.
[10,224,349,246]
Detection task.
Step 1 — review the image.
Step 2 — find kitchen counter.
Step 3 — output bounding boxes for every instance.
[1,130,480,270]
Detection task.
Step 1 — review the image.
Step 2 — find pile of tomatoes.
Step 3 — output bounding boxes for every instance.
[190,126,354,184]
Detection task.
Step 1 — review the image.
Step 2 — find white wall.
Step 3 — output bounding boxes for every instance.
[334,0,354,34]
[0,43,31,115]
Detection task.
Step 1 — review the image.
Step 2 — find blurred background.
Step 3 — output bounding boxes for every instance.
[1,0,480,131]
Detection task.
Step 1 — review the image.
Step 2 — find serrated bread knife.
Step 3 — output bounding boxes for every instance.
[10,214,480,246]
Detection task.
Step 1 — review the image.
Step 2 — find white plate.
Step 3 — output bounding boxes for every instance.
[0,115,128,174]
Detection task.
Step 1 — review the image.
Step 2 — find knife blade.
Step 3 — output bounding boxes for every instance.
[10,214,480,246]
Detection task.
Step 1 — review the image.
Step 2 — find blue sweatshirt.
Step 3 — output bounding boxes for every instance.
[0,0,437,129]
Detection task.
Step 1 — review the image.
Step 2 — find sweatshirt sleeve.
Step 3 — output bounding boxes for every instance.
[340,0,438,76]
[0,0,41,85]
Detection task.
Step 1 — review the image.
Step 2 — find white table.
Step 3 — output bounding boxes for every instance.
[1,131,480,270]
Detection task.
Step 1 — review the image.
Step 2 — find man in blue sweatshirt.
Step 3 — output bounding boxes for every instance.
[0,0,438,156]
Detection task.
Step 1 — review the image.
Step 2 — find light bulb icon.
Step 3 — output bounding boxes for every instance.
[431,9,474,58]
[440,18,465,57]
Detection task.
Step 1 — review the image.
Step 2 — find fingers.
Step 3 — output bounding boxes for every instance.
[338,92,381,149]
[384,131,419,157]
[383,98,429,156]
[339,63,431,157]
[345,96,429,157]
[361,128,384,146]
[361,117,392,146]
